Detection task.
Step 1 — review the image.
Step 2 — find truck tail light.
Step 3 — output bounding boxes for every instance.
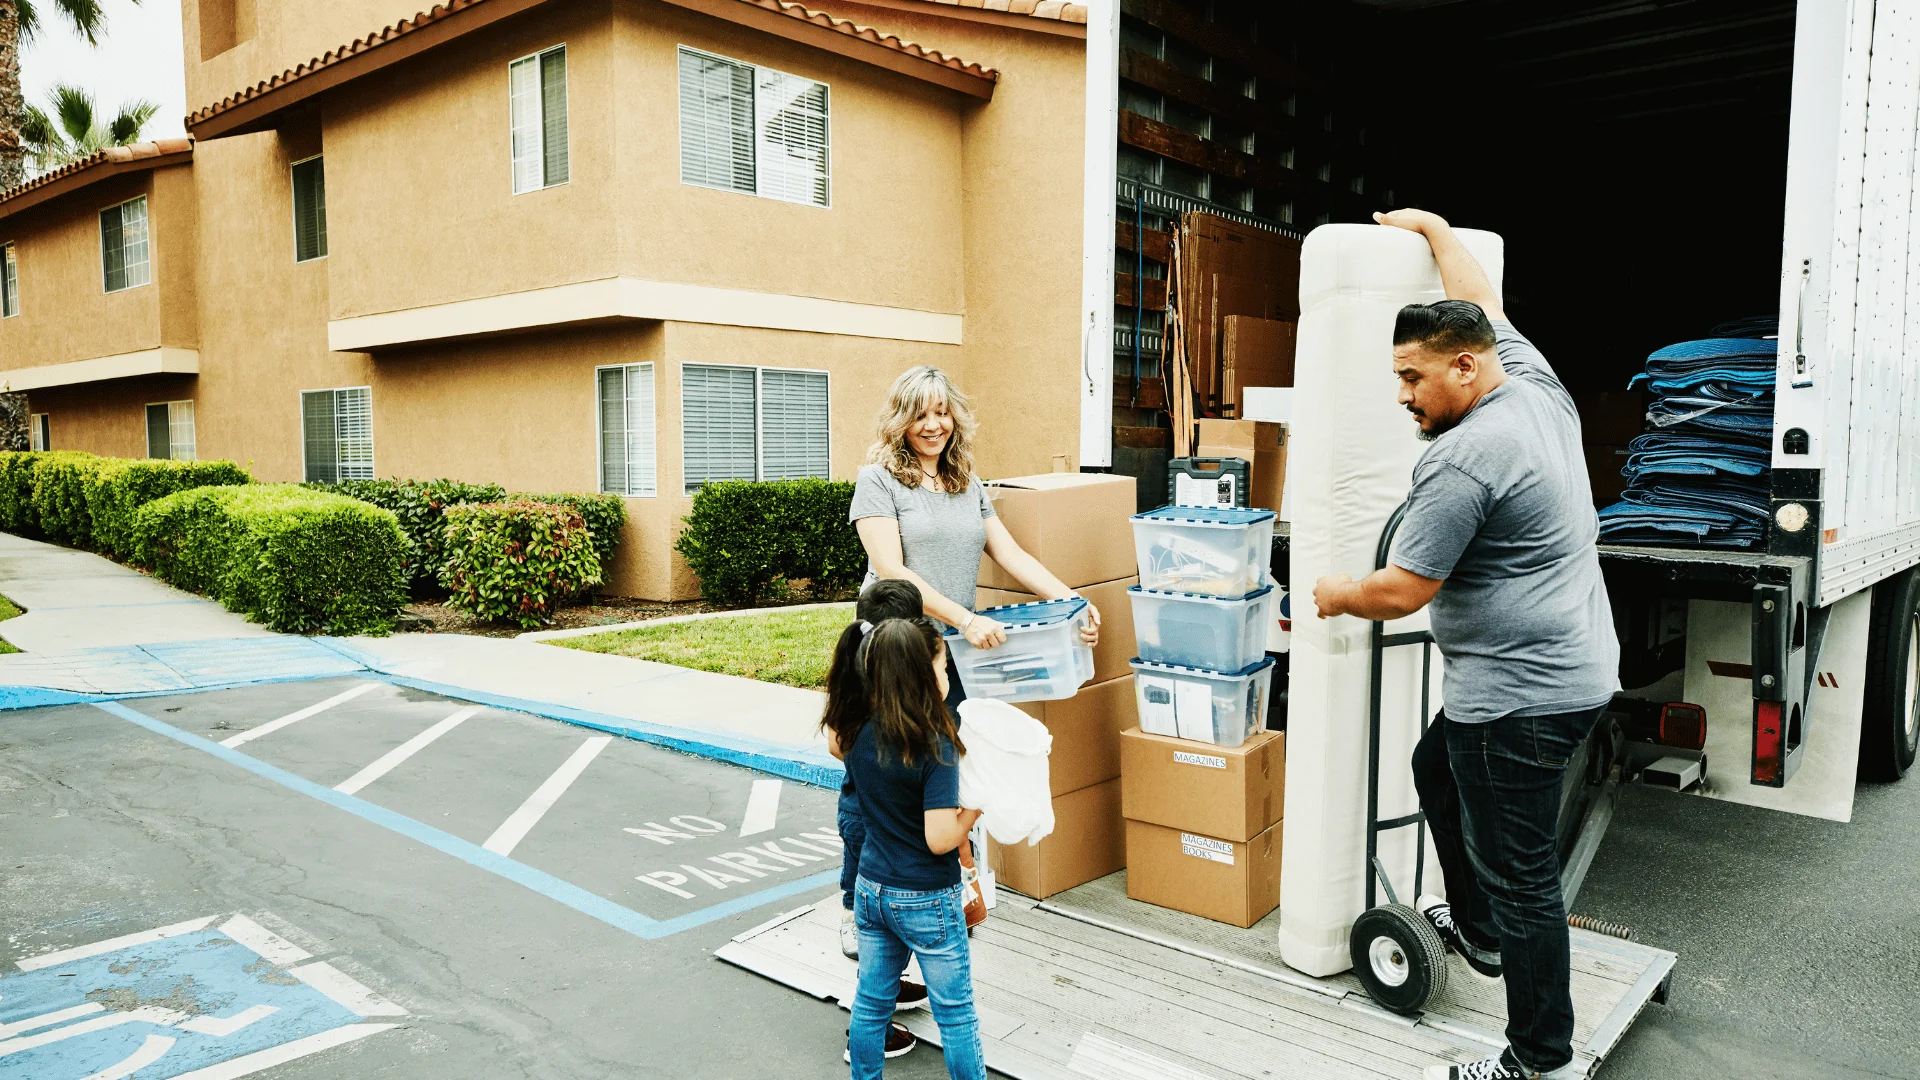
[1660,703,1707,751]
[1753,701,1783,784]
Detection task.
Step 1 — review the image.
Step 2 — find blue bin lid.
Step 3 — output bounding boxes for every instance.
[1128,655,1276,679]
[1132,505,1276,526]
[944,595,1088,635]
[1129,583,1273,604]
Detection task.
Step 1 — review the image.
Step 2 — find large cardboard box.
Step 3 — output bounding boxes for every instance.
[1125,818,1283,928]
[1179,212,1303,408]
[979,473,1137,591]
[1222,316,1296,418]
[1121,728,1285,843]
[1195,419,1288,514]
[974,576,1138,686]
[1005,675,1137,796]
[990,778,1124,899]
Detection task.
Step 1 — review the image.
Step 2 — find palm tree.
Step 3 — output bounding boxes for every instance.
[1,0,144,191]
[20,82,155,171]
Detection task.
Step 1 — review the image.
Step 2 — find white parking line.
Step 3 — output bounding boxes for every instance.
[333,707,477,796]
[222,682,378,748]
[16,915,217,971]
[739,779,783,837]
[289,962,408,1017]
[166,1023,399,1079]
[482,736,613,856]
[216,914,311,966]
[0,1002,105,1038]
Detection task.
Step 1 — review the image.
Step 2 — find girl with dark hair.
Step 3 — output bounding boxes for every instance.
[830,617,984,1080]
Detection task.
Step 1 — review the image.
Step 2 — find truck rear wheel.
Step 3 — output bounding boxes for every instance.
[1860,567,1920,781]
[1349,904,1449,1015]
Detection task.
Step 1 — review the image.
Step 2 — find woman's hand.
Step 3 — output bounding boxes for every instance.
[1079,601,1101,646]
[964,613,1006,649]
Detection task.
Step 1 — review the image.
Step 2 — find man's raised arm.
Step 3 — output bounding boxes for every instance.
[1374,209,1506,323]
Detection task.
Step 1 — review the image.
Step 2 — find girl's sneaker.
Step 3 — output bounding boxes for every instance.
[844,1022,918,1062]
[895,979,929,1012]
[840,908,859,960]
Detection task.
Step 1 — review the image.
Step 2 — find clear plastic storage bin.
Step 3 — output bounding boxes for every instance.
[1131,505,1276,598]
[945,597,1094,703]
[1129,656,1276,748]
[1128,584,1273,672]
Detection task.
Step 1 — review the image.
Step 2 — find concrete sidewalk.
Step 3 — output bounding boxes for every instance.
[0,532,837,786]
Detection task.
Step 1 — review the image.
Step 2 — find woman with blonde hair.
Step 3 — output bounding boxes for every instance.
[850,365,1099,702]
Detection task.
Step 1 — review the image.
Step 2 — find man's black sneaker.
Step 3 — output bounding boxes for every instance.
[1417,895,1502,980]
[895,979,929,1012]
[1424,1050,1581,1079]
[844,1021,918,1062]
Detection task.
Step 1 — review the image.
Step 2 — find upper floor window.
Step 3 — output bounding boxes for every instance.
[1,242,16,318]
[678,46,830,208]
[597,363,657,497]
[292,155,328,262]
[510,45,569,194]
[101,196,150,293]
[29,414,48,452]
[301,386,374,482]
[681,363,829,493]
[146,400,196,461]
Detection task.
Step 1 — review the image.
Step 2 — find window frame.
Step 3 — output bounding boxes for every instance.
[676,45,832,210]
[508,43,571,196]
[678,361,831,494]
[594,361,658,498]
[290,153,328,263]
[1,241,17,318]
[99,195,151,294]
[144,399,197,461]
[298,385,375,483]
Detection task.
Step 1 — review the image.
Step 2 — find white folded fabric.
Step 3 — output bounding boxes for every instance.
[956,698,1055,846]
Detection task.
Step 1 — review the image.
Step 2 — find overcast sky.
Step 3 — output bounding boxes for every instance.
[20,0,188,143]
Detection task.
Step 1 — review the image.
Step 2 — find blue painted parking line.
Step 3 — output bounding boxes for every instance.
[93,701,841,942]
[0,914,399,1079]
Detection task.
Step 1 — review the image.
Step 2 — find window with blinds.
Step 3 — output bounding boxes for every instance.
[680,364,829,493]
[677,46,829,208]
[1,242,17,318]
[29,414,48,452]
[292,156,328,262]
[100,196,150,292]
[301,387,374,482]
[597,363,657,497]
[510,45,569,194]
[144,401,196,461]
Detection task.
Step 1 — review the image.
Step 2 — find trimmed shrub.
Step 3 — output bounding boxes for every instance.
[0,451,54,534]
[509,491,628,581]
[30,452,107,547]
[134,485,408,635]
[438,501,602,628]
[85,458,252,560]
[673,479,863,606]
[305,478,506,594]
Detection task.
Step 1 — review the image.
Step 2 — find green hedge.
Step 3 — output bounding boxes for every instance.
[439,500,602,628]
[28,452,105,547]
[0,451,68,534]
[305,478,506,594]
[134,485,408,635]
[85,459,252,560]
[674,479,863,606]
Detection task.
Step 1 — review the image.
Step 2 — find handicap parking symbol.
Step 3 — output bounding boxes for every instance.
[0,914,404,1079]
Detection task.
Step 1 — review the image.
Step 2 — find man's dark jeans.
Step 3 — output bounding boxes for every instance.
[1411,705,1603,1075]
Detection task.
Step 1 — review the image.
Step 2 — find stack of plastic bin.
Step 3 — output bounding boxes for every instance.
[1126,505,1278,748]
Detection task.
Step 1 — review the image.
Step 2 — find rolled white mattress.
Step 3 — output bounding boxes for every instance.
[1278,222,1504,977]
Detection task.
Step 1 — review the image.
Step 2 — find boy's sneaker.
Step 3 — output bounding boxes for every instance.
[844,1022,918,1062]
[1423,1050,1581,1079]
[894,978,929,1012]
[840,909,859,960]
[1417,895,1502,980]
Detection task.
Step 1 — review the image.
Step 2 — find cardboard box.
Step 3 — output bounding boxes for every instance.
[1121,728,1285,843]
[1222,316,1296,418]
[1125,818,1282,928]
[1585,443,1631,508]
[1178,212,1303,406]
[1194,419,1288,514]
[975,576,1138,686]
[990,777,1125,899]
[1003,675,1137,796]
[979,473,1137,591]
[1574,390,1651,446]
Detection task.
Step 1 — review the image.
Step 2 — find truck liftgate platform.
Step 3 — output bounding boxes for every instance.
[718,873,1674,1079]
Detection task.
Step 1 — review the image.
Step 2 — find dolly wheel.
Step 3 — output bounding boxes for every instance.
[1350,904,1450,1015]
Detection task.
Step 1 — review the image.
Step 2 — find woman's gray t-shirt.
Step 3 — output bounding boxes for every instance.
[850,463,996,612]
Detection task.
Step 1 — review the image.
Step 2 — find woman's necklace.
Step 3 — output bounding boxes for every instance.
[920,465,943,492]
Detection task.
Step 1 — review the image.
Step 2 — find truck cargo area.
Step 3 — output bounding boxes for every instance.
[719,876,1674,1079]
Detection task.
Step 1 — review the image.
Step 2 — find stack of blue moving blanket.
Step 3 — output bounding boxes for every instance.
[1597,332,1775,549]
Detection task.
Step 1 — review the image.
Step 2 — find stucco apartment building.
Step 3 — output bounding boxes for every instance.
[0,0,1091,598]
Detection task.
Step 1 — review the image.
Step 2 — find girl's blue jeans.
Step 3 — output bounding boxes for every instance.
[848,875,984,1080]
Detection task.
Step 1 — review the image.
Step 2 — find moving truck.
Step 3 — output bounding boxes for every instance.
[727,2,1918,1075]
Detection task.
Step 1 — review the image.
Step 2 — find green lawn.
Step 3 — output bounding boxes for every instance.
[550,603,854,688]
[0,594,21,654]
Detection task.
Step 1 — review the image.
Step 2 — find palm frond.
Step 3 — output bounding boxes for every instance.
[51,83,98,147]
[107,99,158,146]
[16,0,40,43]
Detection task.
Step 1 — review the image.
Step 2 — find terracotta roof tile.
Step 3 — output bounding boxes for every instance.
[188,0,998,133]
[916,0,1087,22]
[0,138,193,206]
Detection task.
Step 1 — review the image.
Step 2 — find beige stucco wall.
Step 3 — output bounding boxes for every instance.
[0,164,199,373]
[183,0,442,116]
[23,374,195,458]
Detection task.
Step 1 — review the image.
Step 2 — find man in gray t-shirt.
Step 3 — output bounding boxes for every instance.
[1312,210,1616,1080]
